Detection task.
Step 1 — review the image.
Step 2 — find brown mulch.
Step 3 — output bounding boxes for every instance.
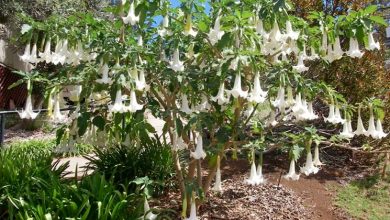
[4,129,54,143]
[200,174,311,220]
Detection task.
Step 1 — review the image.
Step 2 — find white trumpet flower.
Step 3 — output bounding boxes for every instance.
[211,83,230,105]
[267,110,278,127]
[300,151,319,176]
[69,85,82,102]
[96,63,112,84]
[347,38,364,58]
[256,163,266,184]
[292,54,309,73]
[256,19,269,40]
[284,159,300,181]
[244,103,255,118]
[51,94,66,123]
[208,15,225,45]
[291,93,304,113]
[284,20,300,40]
[169,48,184,72]
[376,119,388,139]
[324,104,336,123]
[191,134,207,160]
[340,119,354,139]
[272,86,285,111]
[248,73,267,103]
[309,47,319,60]
[212,159,223,192]
[144,199,157,220]
[29,43,38,64]
[127,90,143,112]
[137,70,147,91]
[334,106,345,124]
[354,110,367,136]
[229,73,248,98]
[185,199,198,220]
[269,21,282,42]
[39,38,52,63]
[285,86,295,107]
[305,102,318,120]
[158,15,172,37]
[245,161,263,185]
[18,93,39,120]
[20,43,31,62]
[367,32,380,51]
[332,37,344,60]
[109,89,127,113]
[313,144,324,166]
[122,2,139,25]
[137,36,143,46]
[183,14,197,37]
[180,94,192,114]
[196,95,211,112]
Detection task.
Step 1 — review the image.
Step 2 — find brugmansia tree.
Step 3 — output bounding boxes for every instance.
[13,0,388,218]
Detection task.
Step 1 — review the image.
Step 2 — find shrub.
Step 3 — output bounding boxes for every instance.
[87,135,175,193]
[0,142,143,219]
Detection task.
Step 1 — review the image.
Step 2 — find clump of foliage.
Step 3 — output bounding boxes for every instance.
[87,135,175,192]
[0,142,146,219]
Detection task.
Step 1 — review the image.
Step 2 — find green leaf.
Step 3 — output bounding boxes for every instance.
[78,112,90,136]
[369,16,388,26]
[364,5,377,15]
[197,21,208,32]
[92,116,105,131]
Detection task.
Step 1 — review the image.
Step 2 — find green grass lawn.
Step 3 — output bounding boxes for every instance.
[336,175,390,220]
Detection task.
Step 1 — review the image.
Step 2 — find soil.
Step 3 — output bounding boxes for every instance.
[155,147,374,220]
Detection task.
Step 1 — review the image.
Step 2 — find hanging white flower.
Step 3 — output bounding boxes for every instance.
[158,15,172,37]
[269,20,283,42]
[180,94,193,114]
[190,134,207,160]
[244,161,263,185]
[20,43,31,62]
[69,85,82,102]
[52,39,67,65]
[122,1,139,25]
[367,32,380,51]
[144,199,157,220]
[248,73,267,103]
[300,151,319,176]
[267,110,278,127]
[332,36,344,60]
[334,106,345,124]
[39,37,52,63]
[292,53,309,73]
[208,15,225,45]
[291,93,304,113]
[307,102,318,120]
[256,163,266,184]
[354,109,367,136]
[283,159,300,181]
[284,20,300,40]
[340,119,354,139]
[272,85,285,111]
[211,83,230,105]
[212,157,223,192]
[324,104,336,123]
[183,14,197,37]
[308,47,319,60]
[376,119,388,139]
[137,35,143,46]
[96,63,112,84]
[51,93,67,123]
[313,144,324,166]
[255,19,269,40]
[185,198,198,220]
[18,93,39,120]
[285,86,295,107]
[346,38,364,58]
[169,48,184,72]
[109,89,128,113]
[127,90,143,112]
[229,73,248,99]
[196,95,211,112]
[29,43,39,64]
